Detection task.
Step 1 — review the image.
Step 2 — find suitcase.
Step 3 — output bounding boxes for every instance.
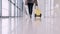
[34,8,42,17]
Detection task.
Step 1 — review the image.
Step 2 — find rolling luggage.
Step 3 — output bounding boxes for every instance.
[34,7,42,17]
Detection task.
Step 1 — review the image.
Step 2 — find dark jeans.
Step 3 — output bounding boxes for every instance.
[28,3,33,16]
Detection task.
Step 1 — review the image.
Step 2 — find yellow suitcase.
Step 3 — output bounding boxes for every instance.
[34,8,42,17]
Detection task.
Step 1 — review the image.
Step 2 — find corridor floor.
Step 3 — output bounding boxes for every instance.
[1,15,60,34]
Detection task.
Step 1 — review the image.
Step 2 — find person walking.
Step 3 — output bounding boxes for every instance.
[25,0,38,18]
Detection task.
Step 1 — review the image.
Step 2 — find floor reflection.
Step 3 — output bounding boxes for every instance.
[23,16,41,34]
[2,16,42,34]
[0,18,2,34]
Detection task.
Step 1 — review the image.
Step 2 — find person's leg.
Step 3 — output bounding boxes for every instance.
[28,3,33,18]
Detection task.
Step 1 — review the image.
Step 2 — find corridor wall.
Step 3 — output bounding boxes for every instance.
[0,0,2,34]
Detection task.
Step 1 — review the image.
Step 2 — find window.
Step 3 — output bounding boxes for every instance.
[2,0,9,16]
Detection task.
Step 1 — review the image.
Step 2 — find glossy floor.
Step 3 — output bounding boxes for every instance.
[1,15,60,34]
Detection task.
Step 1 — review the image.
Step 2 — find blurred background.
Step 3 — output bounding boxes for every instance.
[0,0,60,34]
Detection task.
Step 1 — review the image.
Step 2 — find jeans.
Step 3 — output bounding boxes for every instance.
[28,3,33,16]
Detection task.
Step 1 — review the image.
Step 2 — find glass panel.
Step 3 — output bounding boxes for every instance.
[11,4,14,16]
[2,0,9,16]
[15,0,18,16]
[0,0,2,16]
[11,0,14,3]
